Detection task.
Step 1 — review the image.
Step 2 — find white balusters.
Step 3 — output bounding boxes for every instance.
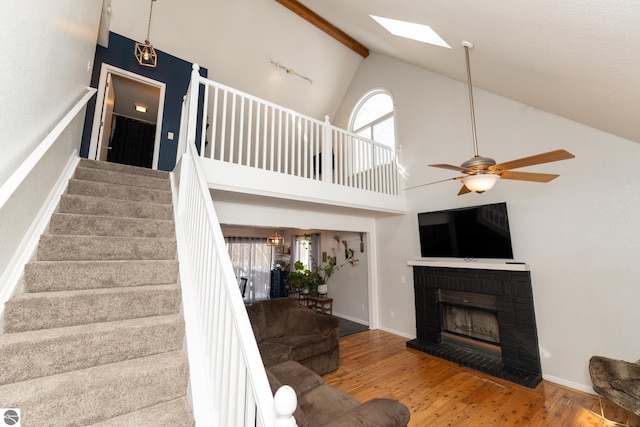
[182,63,401,194]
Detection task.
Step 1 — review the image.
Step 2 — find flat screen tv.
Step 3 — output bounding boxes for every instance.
[418,202,514,259]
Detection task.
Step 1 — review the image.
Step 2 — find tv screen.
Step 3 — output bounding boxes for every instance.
[418,202,514,259]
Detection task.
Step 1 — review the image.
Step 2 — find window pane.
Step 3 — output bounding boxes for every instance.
[295,237,311,270]
[372,117,395,148]
[352,93,394,130]
[357,128,372,140]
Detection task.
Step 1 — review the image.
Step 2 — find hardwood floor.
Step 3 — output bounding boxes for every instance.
[322,330,640,426]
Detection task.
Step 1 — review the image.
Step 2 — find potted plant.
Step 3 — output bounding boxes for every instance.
[286,252,359,297]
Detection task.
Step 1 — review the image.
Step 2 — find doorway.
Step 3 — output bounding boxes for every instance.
[88,64,166,169]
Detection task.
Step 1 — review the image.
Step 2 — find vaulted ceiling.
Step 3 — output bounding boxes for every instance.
[291,0,640,144]
[109,0,640,145]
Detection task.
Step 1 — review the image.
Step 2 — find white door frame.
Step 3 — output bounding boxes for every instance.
[88,63,166,170]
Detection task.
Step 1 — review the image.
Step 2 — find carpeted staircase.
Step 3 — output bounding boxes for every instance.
[0,159,195,426]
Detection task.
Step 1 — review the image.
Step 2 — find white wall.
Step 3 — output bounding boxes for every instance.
[319,231,368,324]
[333,53,640,391]
[0,0,103,183]
[108,0,362,121]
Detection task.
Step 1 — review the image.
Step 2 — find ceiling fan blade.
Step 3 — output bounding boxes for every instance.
[492,149,575,171]
[458,185,471,196]
[500,170,559,182]
[429,163,473,173]
[404,176,464,191]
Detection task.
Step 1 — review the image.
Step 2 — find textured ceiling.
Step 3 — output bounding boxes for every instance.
[297,0,640,144]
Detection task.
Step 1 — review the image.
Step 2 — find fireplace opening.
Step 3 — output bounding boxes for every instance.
[438,290,501,357]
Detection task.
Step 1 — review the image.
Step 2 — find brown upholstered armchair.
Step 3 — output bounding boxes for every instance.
[246,297,340,375]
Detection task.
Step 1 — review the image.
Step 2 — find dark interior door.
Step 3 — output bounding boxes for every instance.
[107,115,155,168]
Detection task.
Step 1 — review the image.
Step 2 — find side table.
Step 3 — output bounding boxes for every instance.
[307,296,333,316]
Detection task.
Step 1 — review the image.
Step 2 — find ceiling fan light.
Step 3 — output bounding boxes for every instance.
[461,173,500,193]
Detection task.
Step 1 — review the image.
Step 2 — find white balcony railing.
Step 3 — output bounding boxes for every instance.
[178,64,401,198]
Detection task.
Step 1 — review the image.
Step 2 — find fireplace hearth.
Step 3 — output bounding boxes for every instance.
[407,263,542,388]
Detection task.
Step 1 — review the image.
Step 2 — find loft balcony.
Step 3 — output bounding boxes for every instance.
[178,65,407,214]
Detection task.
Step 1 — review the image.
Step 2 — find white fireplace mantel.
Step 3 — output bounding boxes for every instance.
[407,259,529,272]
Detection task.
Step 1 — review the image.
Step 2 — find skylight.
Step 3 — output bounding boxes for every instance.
[370,15,451,49]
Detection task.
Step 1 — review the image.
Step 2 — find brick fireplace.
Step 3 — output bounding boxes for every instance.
[407,262,542,388]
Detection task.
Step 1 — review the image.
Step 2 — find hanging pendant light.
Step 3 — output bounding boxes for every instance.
[135,0,158,67]
[267,230,284,247]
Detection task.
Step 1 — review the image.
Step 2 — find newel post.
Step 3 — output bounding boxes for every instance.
[273,385,297,427]
[322,115,332,183]
[187,64,202,156]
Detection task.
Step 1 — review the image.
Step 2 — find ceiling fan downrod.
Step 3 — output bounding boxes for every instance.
[461,41,496,170]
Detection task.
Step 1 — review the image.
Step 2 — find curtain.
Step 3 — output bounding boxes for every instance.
[291,233,321,270]
[309,233,321,268]
[225,237,272,301]
[108,115,156,167]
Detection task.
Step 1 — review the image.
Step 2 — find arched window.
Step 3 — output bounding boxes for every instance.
[350,90,395,149]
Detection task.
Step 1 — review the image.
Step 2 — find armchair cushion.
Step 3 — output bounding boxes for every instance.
[268,360,410,427]
[274,335,330,361]
[284,307,316,336]
[298,384,361,426]
[246,298,340,375]
[268,360,324,398]
[257,341,291,367]
[324,399,412,427]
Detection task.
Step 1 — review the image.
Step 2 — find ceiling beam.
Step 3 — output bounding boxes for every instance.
[275,0,369,58]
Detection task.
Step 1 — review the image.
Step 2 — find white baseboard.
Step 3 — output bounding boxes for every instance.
[377,326,416,340]
[542,374,595,395]
[0,152,80,332]
[332,311,369,326]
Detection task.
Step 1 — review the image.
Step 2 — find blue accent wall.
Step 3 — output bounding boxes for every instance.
[80,32,207,171]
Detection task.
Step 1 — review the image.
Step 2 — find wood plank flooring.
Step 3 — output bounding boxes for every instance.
[322,330,640,426]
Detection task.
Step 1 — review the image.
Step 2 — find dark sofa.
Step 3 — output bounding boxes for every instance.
[267,360,411,427]
[246,297,339,375]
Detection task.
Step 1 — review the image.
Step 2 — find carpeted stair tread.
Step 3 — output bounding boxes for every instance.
[59,193,173,220]
[67,178,172,204]
[24,259,179,292]
[49,213,175,238]
[4,284,181,333]
[0,159,194,424]
[37,234,176,261]
[0,350,189,426]
[0,314,184,385]
[74,166,171,191]
[80,158,169,179]
[87,397,195,427]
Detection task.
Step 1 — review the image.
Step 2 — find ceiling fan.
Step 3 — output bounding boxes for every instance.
[409,41,575,195]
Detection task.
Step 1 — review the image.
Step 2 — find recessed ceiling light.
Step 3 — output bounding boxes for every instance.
[370,15,451,49]
[135,103,148,113]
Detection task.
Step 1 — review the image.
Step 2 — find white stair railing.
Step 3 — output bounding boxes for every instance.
[175,66,296,426]
[179,64,400,196]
